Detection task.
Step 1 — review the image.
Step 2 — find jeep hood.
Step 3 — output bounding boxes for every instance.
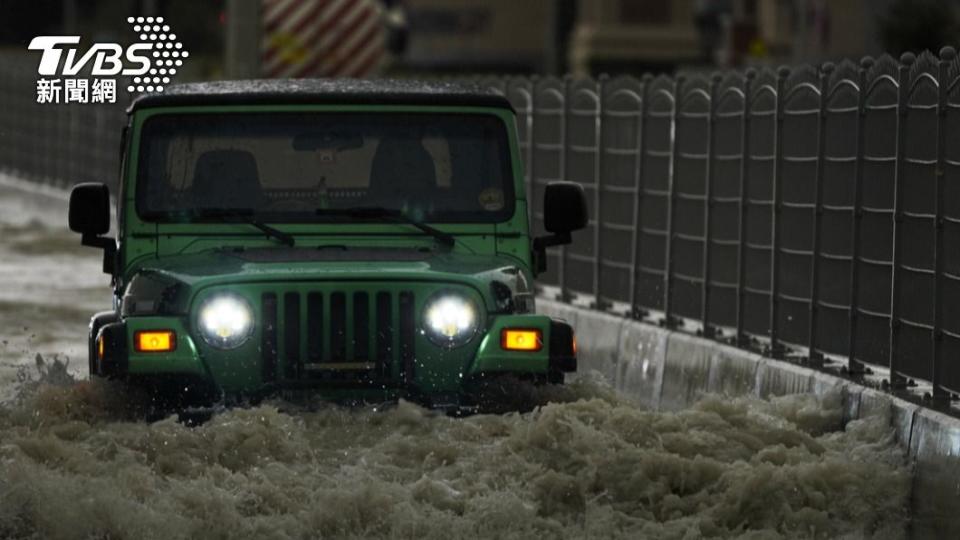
[124,247,531,312]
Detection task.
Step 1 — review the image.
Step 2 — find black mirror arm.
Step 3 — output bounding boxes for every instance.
[81,233,114,250]
[533,232,572,252]
[81,234,118,275]
[532,232,572,275]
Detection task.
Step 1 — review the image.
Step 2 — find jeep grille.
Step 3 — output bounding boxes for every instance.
[260,289,416,385]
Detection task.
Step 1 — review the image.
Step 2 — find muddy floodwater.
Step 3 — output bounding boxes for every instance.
[0,178,911,539]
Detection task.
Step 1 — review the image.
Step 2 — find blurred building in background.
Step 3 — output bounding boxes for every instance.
[0,0,958,80]
[231,0,960,77]
[399,0,560,73]
[568,0,890,73]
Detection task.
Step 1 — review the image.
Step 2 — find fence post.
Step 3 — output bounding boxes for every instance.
[768,66,789,359]
[34,97,43,180]
[887,52,914,390]
[557,75,572,303]
[700,73,721,338]
[524,78,536,217]
[528,77,542,295]
[0,63,11,172]
[592,75,609,310]
[807,62,832,367]
[661,75,683,328]
[59,103,70,186]
[630,75,652,320]
[735,70,756,345]
[847,57,872,377]
[931,47,954,403]
[529,77,540,291]
[41,100,52,181]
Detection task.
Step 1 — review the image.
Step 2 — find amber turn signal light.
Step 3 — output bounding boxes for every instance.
[135,330,176,353]
[501,328,543,351]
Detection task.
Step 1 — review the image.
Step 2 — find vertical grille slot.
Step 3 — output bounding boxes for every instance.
[330,292,347,362]
[260,287,414,383]
[376,292,393,378]
[306,292,323,363]
[261,293,278,383]
[284,292,300,379]
[399,291,415,382]
[353,292,370,361]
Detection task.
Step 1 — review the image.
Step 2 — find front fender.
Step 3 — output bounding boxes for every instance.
[468,315,577,376]
[96,316,207,379]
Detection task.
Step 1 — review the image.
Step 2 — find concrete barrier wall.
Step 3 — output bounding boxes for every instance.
[538,299,960,539]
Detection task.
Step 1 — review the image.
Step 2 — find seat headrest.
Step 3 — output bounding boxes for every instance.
[192,149,262,209]
[370,137,436,195]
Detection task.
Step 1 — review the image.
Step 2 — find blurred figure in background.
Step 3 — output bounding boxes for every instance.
[694,0,732,65]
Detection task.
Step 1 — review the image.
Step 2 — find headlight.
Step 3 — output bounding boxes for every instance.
[422,292,479,348]
[197,293,254,349]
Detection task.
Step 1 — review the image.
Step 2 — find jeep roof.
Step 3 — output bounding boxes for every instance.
[127,79,515,113]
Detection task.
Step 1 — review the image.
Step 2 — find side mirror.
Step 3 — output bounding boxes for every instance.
[543,181,588,234]
[533,182,588,274]
[69,183,116,275]
[69,183,111,235]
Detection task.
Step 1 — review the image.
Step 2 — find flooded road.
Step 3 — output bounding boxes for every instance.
[0,177,911,539]
[0,176,110,401]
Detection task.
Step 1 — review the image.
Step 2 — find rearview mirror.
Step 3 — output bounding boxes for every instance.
[532,182,588,275]
[69,183,111,235]
[69,183,116,275]
[292,130,364,151]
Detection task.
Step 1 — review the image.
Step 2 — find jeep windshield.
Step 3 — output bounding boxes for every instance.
[136,112,515,224]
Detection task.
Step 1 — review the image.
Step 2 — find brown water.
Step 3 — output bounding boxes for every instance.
[0,177,911,539]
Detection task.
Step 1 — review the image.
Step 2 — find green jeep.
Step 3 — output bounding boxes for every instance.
[68,80,587,413]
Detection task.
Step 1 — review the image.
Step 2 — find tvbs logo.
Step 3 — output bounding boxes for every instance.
[28,16,188,104]
[29,36,153,76]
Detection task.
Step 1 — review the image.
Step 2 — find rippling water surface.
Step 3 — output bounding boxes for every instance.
[0,178,109,401]
[0,178,911,539]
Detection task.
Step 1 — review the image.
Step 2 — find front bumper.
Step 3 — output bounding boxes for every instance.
[95,313,577,403]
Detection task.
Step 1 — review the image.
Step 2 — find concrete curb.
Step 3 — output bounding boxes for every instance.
[538,298,960,538]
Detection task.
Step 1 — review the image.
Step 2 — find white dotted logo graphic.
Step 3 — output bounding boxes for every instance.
[125,16,188,93]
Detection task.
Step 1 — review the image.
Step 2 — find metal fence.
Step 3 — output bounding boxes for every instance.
[478,48,960,402]
[0,51,127,189]
[2,48,959,401]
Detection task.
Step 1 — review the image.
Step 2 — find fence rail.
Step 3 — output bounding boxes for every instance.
[2,48,959,401]
[0,52,127,190]
[479,48,960,402]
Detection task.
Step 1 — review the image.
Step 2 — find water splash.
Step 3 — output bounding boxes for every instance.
[0,377,909,540]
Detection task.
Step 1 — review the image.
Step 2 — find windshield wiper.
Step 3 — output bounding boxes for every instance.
[189,208,296,247]
[316,207,455,248]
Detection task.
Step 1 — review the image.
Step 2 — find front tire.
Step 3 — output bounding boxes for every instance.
[464,372,569,414]
[87,311,118,378]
